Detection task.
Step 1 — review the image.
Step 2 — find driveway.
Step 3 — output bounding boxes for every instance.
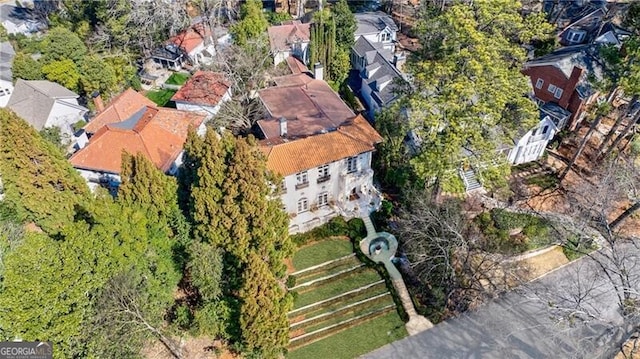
[364,245,640,359]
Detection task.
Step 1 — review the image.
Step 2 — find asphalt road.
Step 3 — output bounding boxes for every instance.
[364,245,640,359]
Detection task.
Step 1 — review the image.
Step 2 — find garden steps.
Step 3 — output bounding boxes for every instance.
[288,305,396,350]
[290,292,393,329]
[290,264,366,292]
[288,280,387,320]
[292,256,362,285]
[291,253,356,276]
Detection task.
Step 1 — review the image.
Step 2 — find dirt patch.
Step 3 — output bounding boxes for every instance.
[142,337,238,359]
[518,246,569,281]
[615,333,640,359]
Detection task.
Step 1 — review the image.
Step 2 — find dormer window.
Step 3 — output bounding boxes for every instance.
[381,32,391,42]
[566,29,587,44]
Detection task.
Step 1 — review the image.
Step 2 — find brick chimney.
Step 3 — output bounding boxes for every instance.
[559,67,583,108]
[91,91,105,113]
[279,116,287,137]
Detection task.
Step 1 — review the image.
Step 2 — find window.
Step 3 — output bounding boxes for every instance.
[317,164,330,183]
[295,171,308,189]
[542,125,549,134]
[318,192,329,207]
[554,87,563,99]
[381,32,390,42]
[280,180,287,193]
[297,198,308,213]
[535,78,544,89]
[346,156,358,173]
[0,89,4,96]
[547,84,557,93]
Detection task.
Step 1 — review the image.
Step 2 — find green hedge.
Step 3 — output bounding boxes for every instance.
[475,209,551,254]
[291,217,366,247]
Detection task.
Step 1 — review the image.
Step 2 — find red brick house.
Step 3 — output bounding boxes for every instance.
[522,45,604,130]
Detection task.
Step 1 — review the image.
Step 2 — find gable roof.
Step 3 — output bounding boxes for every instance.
[69,106,205,174]
[170,23,211,53]
[354,11,398,36]
[260,115,383,176]
[84,89,156,134]
[0,41,15,82]
[256,73,355,139]
[354,37,403,107]
[171,71,230,107]
[286,56,309,75]
[268,21,311,53]
[7,80,84,130]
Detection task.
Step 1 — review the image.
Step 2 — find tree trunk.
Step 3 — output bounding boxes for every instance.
[597,95,639,157]
[558,115,602,182]
[601,110,640,159]
[610,201,640,230]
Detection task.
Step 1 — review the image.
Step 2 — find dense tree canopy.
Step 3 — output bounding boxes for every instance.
[230,0,268,47]
[397,1,553,191]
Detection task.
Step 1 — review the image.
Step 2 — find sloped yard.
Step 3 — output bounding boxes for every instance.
[286,238,407,359]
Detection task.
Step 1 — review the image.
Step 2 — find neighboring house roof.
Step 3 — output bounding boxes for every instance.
[593,22,632,47]
[151,44,185,62]
[354,11,398,36]
[354,37,403,108]
[260,115,382,176]
[7,79,85,130]
[69,106,205,174]
[170,23,211,53]
[353,36,393,63]
[0,4,45,33]
[171,71,230,107]
[268,21,311,53]
[0,41,16,82]
[257,73,355,139]
[84,89,156,134]
[523,45,605,99]
[557,7,607,45]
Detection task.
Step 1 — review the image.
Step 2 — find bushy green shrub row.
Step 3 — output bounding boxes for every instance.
[291,217,366,246]
[475,209,551,254]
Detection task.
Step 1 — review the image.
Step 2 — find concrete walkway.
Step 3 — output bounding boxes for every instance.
[360,215,433,335]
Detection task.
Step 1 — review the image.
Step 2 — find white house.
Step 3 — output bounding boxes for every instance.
[261,116,383,233]
[7,80,88,143]
[151,23,219,70]
[0,41,15,108]
[171,71,231,130]
[268,21,311,66]
[69,105,205,191]
[507,116,558,165]
[256,67,383,233]
[354,11,398,53]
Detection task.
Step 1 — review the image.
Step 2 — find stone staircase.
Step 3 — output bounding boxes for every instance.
[362,215,376,238]
[462,169,483,192]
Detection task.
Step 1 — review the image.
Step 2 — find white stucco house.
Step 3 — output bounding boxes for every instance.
[7,80,88,143]
[171,71,231,131]
[151,23,220,70]
[268,21,311,66]
[0,41,15,108]
[256,67,383,234]
[354,11,398,53]
[507,116,558,165]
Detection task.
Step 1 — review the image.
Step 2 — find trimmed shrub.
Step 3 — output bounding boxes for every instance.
[291,217,367,246]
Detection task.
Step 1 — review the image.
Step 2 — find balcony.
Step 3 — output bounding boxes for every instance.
[295,181,309,190]
[317,175,331,184]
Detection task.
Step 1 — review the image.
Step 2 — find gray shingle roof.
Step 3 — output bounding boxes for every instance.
[363,51,403,108]
[7,80,82,130]
[353,36,393,63]
[0,41,15,82]
[354,11,398,37]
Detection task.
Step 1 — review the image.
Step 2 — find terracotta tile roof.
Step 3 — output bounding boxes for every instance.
[84,89,156,134]
[260,115,382,176]
[171,23,211,54]
[70,106,205,174]
[171,71,231,107]
[286,56,309,75]
[257,73,355,139]
[268,21,311,53]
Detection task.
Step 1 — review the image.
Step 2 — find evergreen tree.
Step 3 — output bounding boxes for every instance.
[0,109,89,235]
[332,0,356,49]
[230,0,269,47]
[40,27,88,64]
[11,52,43,81]
[239,252,291,358]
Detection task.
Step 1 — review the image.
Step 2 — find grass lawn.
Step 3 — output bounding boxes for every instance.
[294,269,381,309]
[146,89,176,107]
[287,312,407,359]
[293,239,354,271]
[165,72,190,85]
